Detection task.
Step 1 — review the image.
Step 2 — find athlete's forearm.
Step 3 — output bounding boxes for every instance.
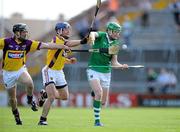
[65,40,81,47]
[111,55,123,68]
[40,42,70,50]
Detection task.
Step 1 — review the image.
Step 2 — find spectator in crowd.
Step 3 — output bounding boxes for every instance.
[169,0,180,31]
[122,15,134,47]
[107,0,120,19]
[168,70,177,93]
[108,16,119,24]
[146,68,158,94]
[139,0,152,27]
[93,18,101,32]
[157,68,169,94]
[58,13,66,22]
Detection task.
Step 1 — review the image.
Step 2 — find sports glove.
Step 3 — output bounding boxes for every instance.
[80,37,88,44]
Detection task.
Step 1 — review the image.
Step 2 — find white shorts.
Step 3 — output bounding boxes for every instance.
[86,69,111,89]
[2,66,28,89]
[42,66,67,87]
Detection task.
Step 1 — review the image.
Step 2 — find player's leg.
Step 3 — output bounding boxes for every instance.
[18,70,38,111]
[89,79,104,126]
[7,86,22,125]
[101,88,109,106]
[91,88,109,106]
[87,69,103,126]
[38,83,57,125]
[101,71,111,106]
[38,66,53,107]
[56,85,69,100]
[2,69,22,125]
[38,69,68,105]
[55,70,69,100]
[38,85,68,125]
[90,72,111,126]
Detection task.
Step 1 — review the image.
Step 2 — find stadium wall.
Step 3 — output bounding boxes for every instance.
[1,91,180,107]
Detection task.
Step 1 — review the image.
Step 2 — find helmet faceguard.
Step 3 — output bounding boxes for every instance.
[13,23,29,41]
[55,22,71,39]
[106,22,122,40]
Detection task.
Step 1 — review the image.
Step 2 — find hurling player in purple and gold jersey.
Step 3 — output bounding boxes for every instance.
[38,22,90,125]
[0,23,70,125]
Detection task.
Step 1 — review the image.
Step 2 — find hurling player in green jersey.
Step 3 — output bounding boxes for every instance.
[87,22,128,126]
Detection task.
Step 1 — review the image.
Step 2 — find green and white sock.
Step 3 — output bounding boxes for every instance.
[93,100,101,123]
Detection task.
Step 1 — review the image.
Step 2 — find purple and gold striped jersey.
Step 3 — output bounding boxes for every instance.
[0,37,41,71]
[46,36,67,70]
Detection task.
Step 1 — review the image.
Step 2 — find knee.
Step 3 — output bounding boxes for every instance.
[60,94,69,100]
[61,96,68,100]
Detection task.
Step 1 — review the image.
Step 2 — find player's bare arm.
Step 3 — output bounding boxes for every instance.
[65,40,81,47]
[111,55,128,69]
[39,42,70,50]
[65,35,96,47]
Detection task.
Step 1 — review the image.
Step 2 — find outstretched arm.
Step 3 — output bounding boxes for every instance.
[65,40,81,47]
[65,32,98,47]
[39,42,70,50]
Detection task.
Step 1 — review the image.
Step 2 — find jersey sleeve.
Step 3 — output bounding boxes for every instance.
[0,38,5,49]
[111,40,120,46]
[97,31,104,38]
[30,40,41,51]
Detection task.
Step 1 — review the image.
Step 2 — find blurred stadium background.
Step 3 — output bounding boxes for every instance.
[0,0,180,108]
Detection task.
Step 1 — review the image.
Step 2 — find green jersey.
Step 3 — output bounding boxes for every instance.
[88,31,120,73]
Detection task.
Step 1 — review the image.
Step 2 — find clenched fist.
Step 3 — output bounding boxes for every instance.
[69,57,77,64]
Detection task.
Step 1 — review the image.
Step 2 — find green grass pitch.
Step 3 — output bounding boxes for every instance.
[0,107,180,132]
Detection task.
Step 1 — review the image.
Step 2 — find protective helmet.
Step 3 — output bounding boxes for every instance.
[106,22,122,33]
[55,22,70,31]
[13,23,28,33]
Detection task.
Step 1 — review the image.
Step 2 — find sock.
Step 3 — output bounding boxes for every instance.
[12,109,19,116]
[40,116,47,122]
[27,95,33,104]
[93,100,101,123]
[12,109,21,121]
